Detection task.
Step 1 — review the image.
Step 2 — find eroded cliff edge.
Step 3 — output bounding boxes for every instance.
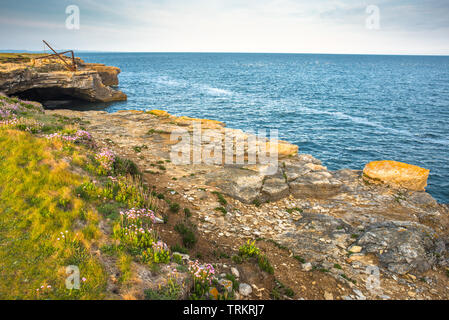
[0,53,127,103]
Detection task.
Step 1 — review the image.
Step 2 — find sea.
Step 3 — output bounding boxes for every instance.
[74,52,449,203]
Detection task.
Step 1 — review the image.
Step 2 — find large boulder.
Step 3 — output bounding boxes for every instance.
[260,169,290,202]
[363,160,429,191]
[206,167,264,203]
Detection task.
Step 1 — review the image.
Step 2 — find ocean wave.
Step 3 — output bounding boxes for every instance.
[154,76,187,87]
[153,76,232,96]
[296,106,413,137]
[200,85,233,96]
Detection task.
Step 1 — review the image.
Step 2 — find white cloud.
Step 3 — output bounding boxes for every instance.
[0,0,448,54]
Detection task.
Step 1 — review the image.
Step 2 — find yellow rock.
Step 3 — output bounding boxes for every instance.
[324,291,334,300]
[363,160,429,191]
[173,116,225,129]
[265,140,298,157]
[349,245,362,253]
[345,253,374,265]
[148,109,171,117]
[117,110,143,114]
[305,163,327,171]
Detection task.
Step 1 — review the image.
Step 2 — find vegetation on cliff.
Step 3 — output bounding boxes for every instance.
[0,93,260,300]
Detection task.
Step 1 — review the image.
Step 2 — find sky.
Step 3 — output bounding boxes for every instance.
[0,0,448,55]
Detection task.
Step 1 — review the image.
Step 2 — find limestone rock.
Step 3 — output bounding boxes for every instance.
[280,213,354,262]
[349,245,362,253]
[264,140,298,158]
[206,167,264,203]
[356,221,437,274]
[289,171,343,199]
[173,116,225,129]
[231,267,240,278]
[302,262,313,271]
[239,283,252,296]
[83,63,121,86]
[324,291,333,300]
[260,169,290,202]
[148,109,171,117]
[363,160,430,191]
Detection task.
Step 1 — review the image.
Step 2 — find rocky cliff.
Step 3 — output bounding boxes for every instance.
[0,53,126,103]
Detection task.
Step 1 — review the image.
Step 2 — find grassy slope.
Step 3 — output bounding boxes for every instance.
[0,129,107,299]
[0,93,279,301]
[0,94,173,300]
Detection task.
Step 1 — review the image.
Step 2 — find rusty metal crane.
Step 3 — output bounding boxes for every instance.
[34,40,77,71]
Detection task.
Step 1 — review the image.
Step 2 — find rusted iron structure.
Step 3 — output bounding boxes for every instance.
[34,40,77,71]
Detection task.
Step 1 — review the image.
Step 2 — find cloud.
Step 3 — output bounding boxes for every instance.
[0,0,448,54]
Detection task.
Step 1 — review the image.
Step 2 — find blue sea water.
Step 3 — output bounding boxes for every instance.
[76,53,449,203]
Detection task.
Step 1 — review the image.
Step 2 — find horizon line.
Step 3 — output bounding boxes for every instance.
[1,49,449,57]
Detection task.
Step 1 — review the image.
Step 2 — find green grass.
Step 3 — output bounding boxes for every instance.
[171,244,189,254]
[184,208,192,218]
[169,202,180,213]
[214,206,227,215]
[96,202,122,220]
[293,255,305,264]
[264,239,289,251]
[286,207,303,214]
[258,255,274,274]
[212,191,227,206]
[174,223,197,248]
[271,279,294,299]
[114,157,140,176]
[147,129,169,135]
[340,274,357,284]
[0,130,107,299]
[144,278,181,300]
[252,199,261,207]
[231,255,243,264]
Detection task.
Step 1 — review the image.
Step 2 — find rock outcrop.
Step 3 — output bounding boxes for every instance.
[0,54,126,103]
[363,160,430,191]
[355,221,438,274]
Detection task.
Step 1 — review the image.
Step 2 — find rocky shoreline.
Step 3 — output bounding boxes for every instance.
[47,108,449,299]
[1,56,448,300]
